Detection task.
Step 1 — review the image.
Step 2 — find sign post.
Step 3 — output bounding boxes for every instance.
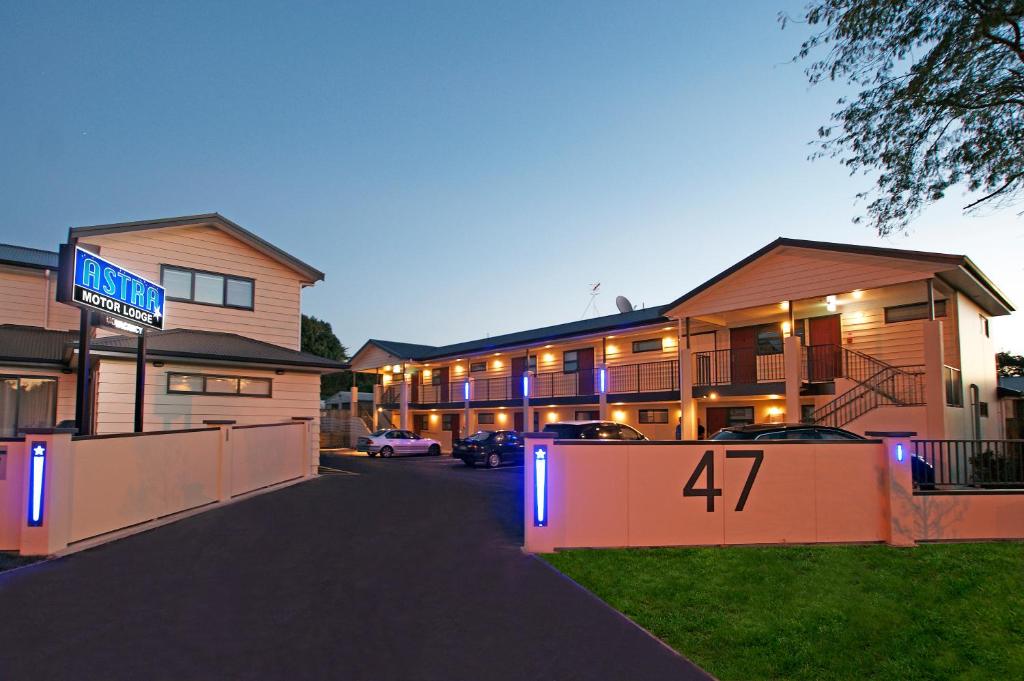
[57,244,165,436]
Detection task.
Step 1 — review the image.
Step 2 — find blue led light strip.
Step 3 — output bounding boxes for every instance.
[533,445,548,527]
[896,443,904,462]
[523,375,530,397]
[599,368,607,393]
[27,441,46,527]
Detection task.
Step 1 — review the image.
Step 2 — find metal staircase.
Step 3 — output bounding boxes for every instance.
[806,345,925,429]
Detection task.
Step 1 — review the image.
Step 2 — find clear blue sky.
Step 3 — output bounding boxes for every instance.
[2,1,1021,353]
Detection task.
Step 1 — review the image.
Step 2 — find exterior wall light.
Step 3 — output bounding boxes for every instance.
[826,295,838,313]
[27,441,46,527]
[533,445,548,527]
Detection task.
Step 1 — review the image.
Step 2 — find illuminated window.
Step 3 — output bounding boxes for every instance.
[638,409,669,424]
[632,339,663,354]
[0,377,57,437]
[167,373,272,397]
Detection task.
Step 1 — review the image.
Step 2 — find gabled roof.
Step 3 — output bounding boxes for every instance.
[664,237,1013,316]
[0,325,75,364]
[0,243,60,271]
[86,329,347,371]
[353,305,669,365]
[68,213,325,283]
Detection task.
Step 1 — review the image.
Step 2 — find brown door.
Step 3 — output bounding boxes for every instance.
[410,375,419,403]
[412,414,428,434]
[705,407,731,437]
[444,413,460,439]
[513,411,524,432]
[511,356,528,398]
[808,315,842,381]
[577,348,595,395]
[730,326,757,384]
[436,367,450,402]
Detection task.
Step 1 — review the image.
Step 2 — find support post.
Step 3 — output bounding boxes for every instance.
[205,420,236,501]
[373,380,382,430]
[349,385,359,447]
[522,371,530,434]
[927,279,936,321]
[679,347,696,439]
[784,335,802,424]
[463,379,471,438]
[75,309,92,436]
[134,329,147,433]
[870,432,918,547]
[399,380,409,431]
[598,363,608,420]
[923,320,946,439]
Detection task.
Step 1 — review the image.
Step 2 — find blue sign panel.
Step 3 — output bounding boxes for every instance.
[69,247,165,330]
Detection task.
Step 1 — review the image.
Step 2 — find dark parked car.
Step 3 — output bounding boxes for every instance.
[542,420,648,441]
[709,423,865,441]
[710,422,935,487]
[454,430,524,468]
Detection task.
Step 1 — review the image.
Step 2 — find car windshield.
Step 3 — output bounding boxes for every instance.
[543,424,581,439]
[466,431,493,442]
[709,429,750,440]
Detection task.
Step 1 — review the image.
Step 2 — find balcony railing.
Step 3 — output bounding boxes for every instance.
[607,360,678,393]
[914,440,1024,489]
[692,349,784,387]
[533,371,583,398]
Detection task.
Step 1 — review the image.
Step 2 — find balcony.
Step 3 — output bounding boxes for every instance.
[692,348,785,388]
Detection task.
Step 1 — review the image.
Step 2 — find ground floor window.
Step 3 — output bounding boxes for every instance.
[0,376,58,437]
[575,410,599,420]
[801,404,815,424]
[478,412,495,425]
[167,372,272,397]
[638,408,668,424]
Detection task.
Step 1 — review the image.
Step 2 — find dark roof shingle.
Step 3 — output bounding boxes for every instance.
[0,243,59,270]
[88,329,347,370]
[0,325,75,364]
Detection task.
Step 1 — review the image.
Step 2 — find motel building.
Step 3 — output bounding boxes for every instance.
[1,214,344,555]
[349,238,1012,448]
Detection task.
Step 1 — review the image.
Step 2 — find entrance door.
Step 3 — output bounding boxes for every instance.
[436,367,450,402]
[577,348,595,395]
[705,407,731,437]
[807,314,842,381]
[511,356,528,398]
[513,411,524,432]
[412,414,428,435]
[730,326,757,384]
[443,413,460,441]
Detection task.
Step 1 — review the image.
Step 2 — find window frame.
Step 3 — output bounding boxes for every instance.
[754,324,783,356]
[166,372,273,398]
[478,412,495,425]
[884,299,947,324]
[574,409,599,420]
[638,408,669,424]
[0,375,59,436]
[631,338,663,354]
[563,350,579,374]
[160,265,256,311]
[469,361,487,373]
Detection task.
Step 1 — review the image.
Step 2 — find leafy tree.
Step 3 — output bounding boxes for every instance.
[998,351,1024,376]
[784,1,1024,235]
[300,314,376,399]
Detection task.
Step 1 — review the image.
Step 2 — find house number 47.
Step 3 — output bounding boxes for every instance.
[683,450,764,512]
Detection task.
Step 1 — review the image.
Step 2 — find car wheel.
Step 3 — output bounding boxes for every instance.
[486,452,502,469]
[380,446,394,458]
[428,444,441,457]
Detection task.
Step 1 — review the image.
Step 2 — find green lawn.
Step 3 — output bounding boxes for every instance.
[544,543,1024,681]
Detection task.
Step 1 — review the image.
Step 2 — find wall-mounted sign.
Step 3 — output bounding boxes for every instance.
[57,245,165,330]
[104,316,144,335]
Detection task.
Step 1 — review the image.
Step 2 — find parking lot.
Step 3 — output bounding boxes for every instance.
[0,451,707,681]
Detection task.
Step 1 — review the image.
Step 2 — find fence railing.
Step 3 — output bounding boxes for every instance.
[533,371,583,398]
[914,440,1024,489]
[607,360,678,393]
[692,349,784,387]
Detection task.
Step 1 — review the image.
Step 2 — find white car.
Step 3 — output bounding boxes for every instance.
[357,429,442,458]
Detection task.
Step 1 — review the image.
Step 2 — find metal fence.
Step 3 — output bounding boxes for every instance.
[913,439,1024,489]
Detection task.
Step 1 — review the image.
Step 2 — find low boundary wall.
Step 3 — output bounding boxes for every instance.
[0,419,313,556]
[523,433,1024,553]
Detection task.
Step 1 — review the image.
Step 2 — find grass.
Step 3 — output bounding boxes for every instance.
[544,543,1024,681]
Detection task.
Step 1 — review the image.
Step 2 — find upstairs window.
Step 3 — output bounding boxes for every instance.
[885,300,947,324]
[470,361,487,373]
[161,266,255,310]
[563,351,579,373]
[755,325,783,355]
[632,338,663,354]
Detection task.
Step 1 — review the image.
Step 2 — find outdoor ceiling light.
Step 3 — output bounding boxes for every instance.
[826,295,838,313]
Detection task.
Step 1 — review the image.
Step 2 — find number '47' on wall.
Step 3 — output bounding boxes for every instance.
[683,450,764,512]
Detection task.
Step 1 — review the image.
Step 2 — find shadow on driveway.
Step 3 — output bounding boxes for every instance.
[0,452,708,680]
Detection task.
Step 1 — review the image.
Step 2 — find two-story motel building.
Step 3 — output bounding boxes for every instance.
[350,239,1012,447]
[0,214,344,469]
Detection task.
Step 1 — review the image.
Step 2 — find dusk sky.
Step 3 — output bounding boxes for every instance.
[2,1,1021,354]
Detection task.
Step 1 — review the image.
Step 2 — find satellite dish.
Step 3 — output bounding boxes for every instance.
[615,296,634,313]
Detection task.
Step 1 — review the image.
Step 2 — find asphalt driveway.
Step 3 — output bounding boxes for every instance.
[0,453,707,680]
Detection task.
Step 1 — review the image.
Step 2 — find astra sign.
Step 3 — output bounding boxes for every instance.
[58,245,165,330]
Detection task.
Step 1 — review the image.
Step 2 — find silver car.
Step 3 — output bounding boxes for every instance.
[357,429,442,458]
